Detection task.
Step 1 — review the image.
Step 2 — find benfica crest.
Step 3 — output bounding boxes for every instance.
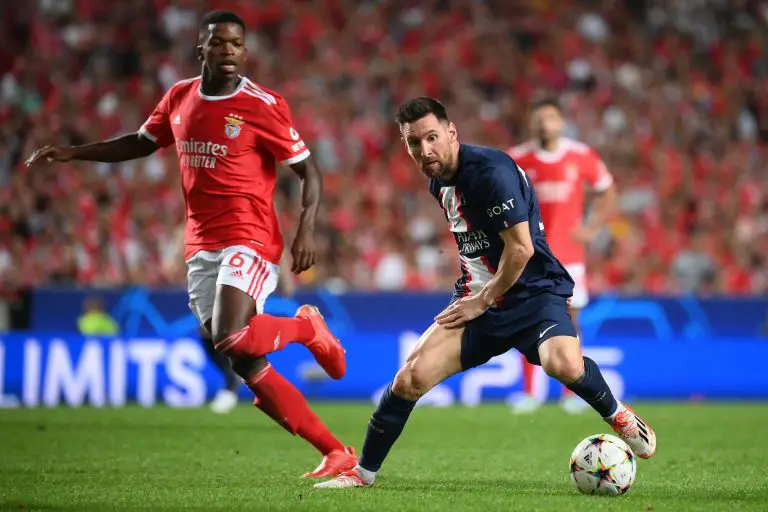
[224,113,244,139]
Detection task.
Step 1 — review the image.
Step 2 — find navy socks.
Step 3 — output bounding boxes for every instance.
[565,357,618,417]
[358,384,417,472]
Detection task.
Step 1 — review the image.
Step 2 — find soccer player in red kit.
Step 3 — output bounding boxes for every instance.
[26,10,356,478]
[508,99,617,415]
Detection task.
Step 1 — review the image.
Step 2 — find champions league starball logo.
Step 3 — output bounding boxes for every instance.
[224,113,244,139]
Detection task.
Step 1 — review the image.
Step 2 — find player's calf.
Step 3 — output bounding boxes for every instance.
[212,307,347,380]
[539,336,618,418]
[354,324,463,479]
[357,383,417,476]
[541,347,655,457]
[243,363,349,457]
[562,356,619,418]
[213,313,314,358]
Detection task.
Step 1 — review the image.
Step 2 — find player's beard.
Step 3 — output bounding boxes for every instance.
[436,149,458,179]
[422,160,443,178]
[420,148,455,179]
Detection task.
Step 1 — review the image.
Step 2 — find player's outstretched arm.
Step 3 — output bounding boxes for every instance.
[25,132,159,168]
[287,157,322,274]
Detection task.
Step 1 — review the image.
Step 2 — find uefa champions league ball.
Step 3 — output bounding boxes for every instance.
[569,434,637,496]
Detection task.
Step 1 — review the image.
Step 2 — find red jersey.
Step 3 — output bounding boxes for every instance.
[508,138,613,265]
[139,76,310,263]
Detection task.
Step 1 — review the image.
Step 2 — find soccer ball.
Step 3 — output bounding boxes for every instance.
[569,434,636,496]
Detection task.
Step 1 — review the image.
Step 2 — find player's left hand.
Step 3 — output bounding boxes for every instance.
[435,295,490,329]
[290,227,316,274]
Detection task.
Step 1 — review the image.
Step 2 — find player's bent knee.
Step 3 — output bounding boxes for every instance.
[212,324,247,355]
[540,335,584,382]
[211,322,236,347]
[231,355,268,380]
[211,319,266,378]
[560,358,586,384]
[392,363,433,401]
[543,352,584,384]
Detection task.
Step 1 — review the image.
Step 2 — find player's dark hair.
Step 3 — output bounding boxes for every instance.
[395,97,449,125]
[531,97,562,112]
[200,10,246,33]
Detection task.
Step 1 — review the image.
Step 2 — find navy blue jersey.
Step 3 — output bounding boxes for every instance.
[430,144,574,315]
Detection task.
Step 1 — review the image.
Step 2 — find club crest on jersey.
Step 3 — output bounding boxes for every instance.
[224,113,244,139]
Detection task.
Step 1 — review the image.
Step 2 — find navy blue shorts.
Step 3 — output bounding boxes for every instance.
[458,294,577,371]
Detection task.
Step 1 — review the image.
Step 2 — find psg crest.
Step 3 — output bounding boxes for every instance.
[224,113,245,139]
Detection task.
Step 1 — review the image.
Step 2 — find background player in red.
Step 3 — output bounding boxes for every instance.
[508,98,617,415]
[25,10,356,478]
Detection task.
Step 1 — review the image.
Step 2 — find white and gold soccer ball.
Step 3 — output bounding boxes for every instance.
[569,434,637,496]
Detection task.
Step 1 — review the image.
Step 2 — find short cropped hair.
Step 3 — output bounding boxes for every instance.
[395,97,449,125]
[199,10,246,33]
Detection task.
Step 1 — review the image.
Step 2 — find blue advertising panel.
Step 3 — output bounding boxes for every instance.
[3,288,763,407]
[1,332,767,408]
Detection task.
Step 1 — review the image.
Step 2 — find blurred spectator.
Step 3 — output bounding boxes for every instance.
[672,232,718,294]
[77,296,118,336]
[1,0,767,295]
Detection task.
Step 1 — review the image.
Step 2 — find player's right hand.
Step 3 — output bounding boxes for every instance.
[291,225,317,274]
[25,145,75,167]
[435,295,489,328]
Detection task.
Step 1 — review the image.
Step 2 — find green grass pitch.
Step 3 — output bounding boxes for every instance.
[2,403,767,511]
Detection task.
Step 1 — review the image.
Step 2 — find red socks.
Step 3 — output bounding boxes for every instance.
[522,357,536,395]
[245,364,345,455]
[215,314,315,358]
[216,314,342,455]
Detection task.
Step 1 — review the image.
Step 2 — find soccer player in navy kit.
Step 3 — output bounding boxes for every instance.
[315,97,656,489]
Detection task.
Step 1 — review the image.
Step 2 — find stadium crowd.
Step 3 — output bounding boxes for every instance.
[1,0,767,296]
